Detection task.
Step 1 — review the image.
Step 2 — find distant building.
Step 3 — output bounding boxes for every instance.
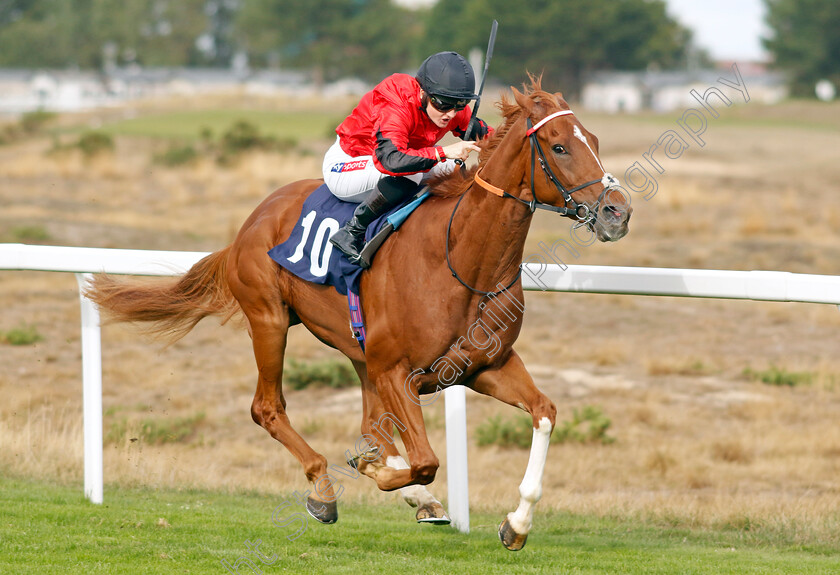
[0,69,112,114]
[0,67,360,116]
[581,66,787,113]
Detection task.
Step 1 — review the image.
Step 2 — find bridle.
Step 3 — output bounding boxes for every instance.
[446,108,620,296]
[474,109,619,224]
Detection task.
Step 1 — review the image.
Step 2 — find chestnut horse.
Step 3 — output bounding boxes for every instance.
[85,79,631,550]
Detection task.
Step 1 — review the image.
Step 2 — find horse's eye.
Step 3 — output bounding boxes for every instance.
[552,144,567,155]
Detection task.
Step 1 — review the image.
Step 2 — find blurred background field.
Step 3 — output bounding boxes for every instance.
[1,92,840,550]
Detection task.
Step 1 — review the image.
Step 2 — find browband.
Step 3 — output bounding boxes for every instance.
[524,109,575,136]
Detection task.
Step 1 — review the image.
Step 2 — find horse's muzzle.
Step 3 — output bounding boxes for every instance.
[592,203,632,242]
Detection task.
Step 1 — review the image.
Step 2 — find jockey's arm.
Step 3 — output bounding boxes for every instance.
[373,104,446,176]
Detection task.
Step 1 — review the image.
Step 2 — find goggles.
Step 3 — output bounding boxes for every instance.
[428,93,469,112]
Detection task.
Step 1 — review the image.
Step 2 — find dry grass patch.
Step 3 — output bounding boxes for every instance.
[644,356,715,376]
[582,338,630,366]
[711,439,754,464]
[651,178,717,210]
[0,406,84,484]
[645,448,677,477]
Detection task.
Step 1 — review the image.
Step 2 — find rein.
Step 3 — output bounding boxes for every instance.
[446,107,618,296]
[445,190,523,297]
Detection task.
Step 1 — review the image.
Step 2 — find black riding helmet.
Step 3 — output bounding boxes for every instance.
[415,51,478,101]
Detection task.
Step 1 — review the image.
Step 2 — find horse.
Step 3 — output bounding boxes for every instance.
[84,78,632,550]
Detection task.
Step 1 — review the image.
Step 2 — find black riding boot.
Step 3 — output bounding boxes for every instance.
[330,176,418,265]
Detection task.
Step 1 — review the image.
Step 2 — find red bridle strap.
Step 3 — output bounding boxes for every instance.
[524,109,575,137]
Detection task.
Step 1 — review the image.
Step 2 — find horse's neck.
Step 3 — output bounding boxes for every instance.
[448,137,532,292]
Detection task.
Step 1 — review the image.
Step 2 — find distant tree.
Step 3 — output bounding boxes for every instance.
[421,0,691,97]
[235,0,419,83]
[197,0,241,66]
[90,0,210,67]
[0,0,691,86]
[0,0,74,67]
[0,0,40,25]
[0,0,219,68]
[763,0,840,97]
[340,0,422,81]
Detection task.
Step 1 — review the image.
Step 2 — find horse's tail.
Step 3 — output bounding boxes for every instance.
[84,246,240,344]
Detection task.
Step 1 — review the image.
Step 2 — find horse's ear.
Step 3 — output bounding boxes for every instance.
[554,91,565,103]
[512,87,533,114]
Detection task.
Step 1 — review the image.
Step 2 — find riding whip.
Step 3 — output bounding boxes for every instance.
[465,19,498,141]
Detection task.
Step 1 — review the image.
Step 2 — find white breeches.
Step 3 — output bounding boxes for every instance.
[322,137,458,203]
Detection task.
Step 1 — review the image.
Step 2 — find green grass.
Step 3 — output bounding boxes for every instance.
[743,365,814,387]
[105,412,207,445]
[49,130,116,157]
[2,475,837,574]
[96,109,344,143]
[284,359,359,390]
[0,323,44,345]
[4,224,51,243]
[152,142,200,166]
[477,406,615,448]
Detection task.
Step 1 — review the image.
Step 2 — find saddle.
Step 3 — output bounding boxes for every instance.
[268,183,429,350]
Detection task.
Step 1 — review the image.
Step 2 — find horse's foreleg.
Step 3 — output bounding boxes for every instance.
[470,352,557,551]
[352,361,448,523]
[355,367,439,492]
[247,310,337,524]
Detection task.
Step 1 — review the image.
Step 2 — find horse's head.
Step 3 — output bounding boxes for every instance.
[509,85,632,242]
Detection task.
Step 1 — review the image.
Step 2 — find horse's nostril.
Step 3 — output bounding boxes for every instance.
[603,205,621,219]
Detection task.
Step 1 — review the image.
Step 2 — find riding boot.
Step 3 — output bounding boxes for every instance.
[330,176,418,265]
[329,193,389,263]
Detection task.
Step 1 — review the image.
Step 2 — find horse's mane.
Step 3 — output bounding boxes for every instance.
[428,76,563,198]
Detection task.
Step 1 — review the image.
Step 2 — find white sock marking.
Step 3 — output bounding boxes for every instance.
[507,417,552,534]
[387,455,440,508]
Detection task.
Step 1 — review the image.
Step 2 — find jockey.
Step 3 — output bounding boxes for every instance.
[324,51,492,266]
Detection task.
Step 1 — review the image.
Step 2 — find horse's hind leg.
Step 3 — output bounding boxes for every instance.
[246,305,338,524]
[351,360,449,524]
[470,351,557,551]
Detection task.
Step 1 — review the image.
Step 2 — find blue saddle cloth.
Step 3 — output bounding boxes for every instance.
[268,183,428,350]
[268,183,427,296]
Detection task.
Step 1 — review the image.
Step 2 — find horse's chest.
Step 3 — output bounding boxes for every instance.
[413,309,520,384]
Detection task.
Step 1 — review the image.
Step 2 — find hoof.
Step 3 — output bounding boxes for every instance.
[306,497,338,524]
[498,517,528,551]
[416,502,450,525]
[347,448,380,471]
